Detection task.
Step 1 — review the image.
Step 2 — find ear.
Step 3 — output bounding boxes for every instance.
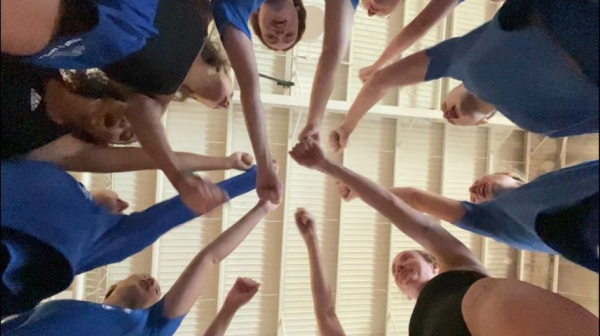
[476,117,489,125]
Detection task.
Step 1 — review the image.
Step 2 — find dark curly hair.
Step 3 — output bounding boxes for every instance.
[249,0,307,51]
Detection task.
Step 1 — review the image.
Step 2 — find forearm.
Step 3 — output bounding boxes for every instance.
[60,147,233,173]
[344,52,429,132]
[162,202,267,318]
[372,0,458,69]
[320,161,434,240]
[240,90,271,167]
[126,94,181,184]
[305,236,336,315]
[203,303,239,336]
[341,76,389,133]
[203,203,267,263]
[305,55,341,128]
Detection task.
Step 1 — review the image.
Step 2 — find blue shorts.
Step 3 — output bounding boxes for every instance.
[27,0,159,70]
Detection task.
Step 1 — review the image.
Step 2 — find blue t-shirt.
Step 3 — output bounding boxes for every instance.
[424,9,599,138]
[213,0,360,39]
[27,0,160,70]
[1,298,184,336]
[456,160,599,271]
[1,160,257,318]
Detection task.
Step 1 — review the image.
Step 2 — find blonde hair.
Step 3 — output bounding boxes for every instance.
[494,171,527,183]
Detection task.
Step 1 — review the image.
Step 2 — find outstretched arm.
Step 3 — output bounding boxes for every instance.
[203,277,260,336]
[295,209,346,336]
[290,140,486,274]
[359,0,459,82]
[162,200,279,319]
[337,182,465,223]
[221,27,282,204]
[27,136,254,173]
[330,51,429,152]
[298,0,355,141]
[78,168,258,274]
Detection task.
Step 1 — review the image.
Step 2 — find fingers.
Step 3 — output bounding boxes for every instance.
[241,152,254,167]
[329,130,341,153]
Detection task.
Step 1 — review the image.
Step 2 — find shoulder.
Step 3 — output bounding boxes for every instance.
[144,298,186,334]
[212,0,258,39]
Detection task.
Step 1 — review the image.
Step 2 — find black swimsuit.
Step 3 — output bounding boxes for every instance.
[102,0,207,96]
[409,270,488,336]
[1,55,69,160]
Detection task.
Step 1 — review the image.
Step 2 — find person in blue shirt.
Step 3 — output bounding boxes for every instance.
[358,0,467,83]
[212,0,404,210]
[289,138,598,336]
[2,0,160,70]
[329,0,598,151]
[1,159,259,319]
[1,198,276,336]
[337,161,599,273]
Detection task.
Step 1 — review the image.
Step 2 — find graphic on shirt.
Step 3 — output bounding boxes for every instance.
[101,304,132,314]
[30,89,42,112]
[37,39,85,60]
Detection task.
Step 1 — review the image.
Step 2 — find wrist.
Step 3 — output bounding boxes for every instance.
[304,233,319,246]
[221,300,241,313]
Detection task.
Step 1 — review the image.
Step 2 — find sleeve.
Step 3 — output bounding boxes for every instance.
[454,201,499,239]
[212,0,253,40]
[145,298,186,335]
[77,167,257,273]
[423,36,464,81]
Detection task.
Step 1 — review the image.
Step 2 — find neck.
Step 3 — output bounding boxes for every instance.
[102,295,135,310]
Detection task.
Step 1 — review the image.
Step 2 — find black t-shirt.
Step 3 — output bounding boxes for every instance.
[409,270,488,336]
[1,55,70,160]
[102,0,208,96]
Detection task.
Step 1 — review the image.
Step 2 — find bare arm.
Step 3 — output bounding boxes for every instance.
[295,209,346,336]
[363,0,459,79]
[1,0,61,55]
[221,27,281,203]
[389,188,465,223]
[290,141,486,274]
[300,0,354,139]
[26,138,252,173]
[162,201,277,319]
[338,182,465,223]
[331,51,429,151]
[125,93,181,183]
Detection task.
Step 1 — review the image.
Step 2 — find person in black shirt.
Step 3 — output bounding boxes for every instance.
[289,139,598,336]
[1,55,253,176]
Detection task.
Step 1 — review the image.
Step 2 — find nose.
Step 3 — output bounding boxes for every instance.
[117,199,129,212]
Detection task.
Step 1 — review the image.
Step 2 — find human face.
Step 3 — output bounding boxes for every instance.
[87,100,136,144]
[360,0,402,17]
[258,1,300,51]
[91,190,129,214]
[391,251,438,300]
[189,71,234,109]
[110,274,162,309]
[442,84,495,126]
[469,174,523,203]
